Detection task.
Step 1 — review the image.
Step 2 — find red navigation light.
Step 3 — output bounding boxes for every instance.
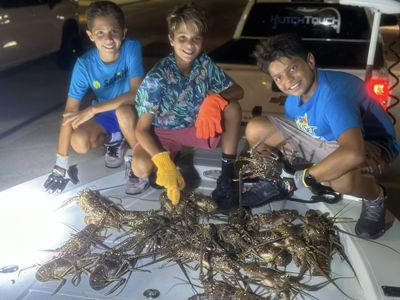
[366,78,390,108]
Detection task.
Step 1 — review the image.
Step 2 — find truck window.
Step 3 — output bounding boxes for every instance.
[242,3,371,40]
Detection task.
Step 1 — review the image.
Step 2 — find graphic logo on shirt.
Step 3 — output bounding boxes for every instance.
[295,113,317,137]
[104,67,129,88]
[93,80,101,89]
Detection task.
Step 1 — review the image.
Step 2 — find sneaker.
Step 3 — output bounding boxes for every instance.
[242,177,291,208]
[212,176,239,211]
[203,169,221,181]
[126,172,149,195]
[355,195,386,239]
[104,139,126,168]
[124,156,149,195]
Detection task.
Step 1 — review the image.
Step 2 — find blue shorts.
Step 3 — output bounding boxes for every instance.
[94,111,120,135]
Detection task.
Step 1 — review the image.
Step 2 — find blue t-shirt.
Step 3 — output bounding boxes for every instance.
[135,52,234,129]
[285,69,399,157]
[68,38,144,104]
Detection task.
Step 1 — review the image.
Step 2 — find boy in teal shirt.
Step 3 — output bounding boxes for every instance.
[245,33,399,239]
[44,1,148,195]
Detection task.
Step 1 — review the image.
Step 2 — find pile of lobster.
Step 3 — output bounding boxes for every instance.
[33,186,356,300]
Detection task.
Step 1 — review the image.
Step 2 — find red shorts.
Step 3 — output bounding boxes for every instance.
[154,127,220,158]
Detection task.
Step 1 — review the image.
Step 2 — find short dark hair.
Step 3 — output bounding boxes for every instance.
[166,2,207,36]
[254,33,308,73]
[86,1,125,31]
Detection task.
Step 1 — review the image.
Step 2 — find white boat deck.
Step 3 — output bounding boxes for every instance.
[0,145,400,300]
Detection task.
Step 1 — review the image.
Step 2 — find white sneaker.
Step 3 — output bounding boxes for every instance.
[104,139,126,168]
[126,174,149,195]
[124,155,149,195]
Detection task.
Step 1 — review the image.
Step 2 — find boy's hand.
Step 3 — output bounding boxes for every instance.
[293,168,337,197]
[43,165,79,193]
[151,152,185,205]
[293,169,310,190]
[195,94,228,139]
[62,107,95,129]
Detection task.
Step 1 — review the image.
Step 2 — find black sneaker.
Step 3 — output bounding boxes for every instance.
[355,196,386,239]
[212,176,239,211]
[242,177,291,208]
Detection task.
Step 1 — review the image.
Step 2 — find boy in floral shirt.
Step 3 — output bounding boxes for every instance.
[133,3,244,209]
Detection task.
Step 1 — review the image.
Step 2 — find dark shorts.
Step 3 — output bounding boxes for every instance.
[269,115,339,163]
[269,115,392,176]
[94,111,121,135]
[154,127,220,158]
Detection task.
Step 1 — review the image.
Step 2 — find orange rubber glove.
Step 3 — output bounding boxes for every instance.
[195,94,228,140]
[151,152,185,205]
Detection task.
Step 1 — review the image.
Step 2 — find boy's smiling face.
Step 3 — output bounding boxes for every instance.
[268,54,317,102]
[169,21,204,68]
[86,15,127,63]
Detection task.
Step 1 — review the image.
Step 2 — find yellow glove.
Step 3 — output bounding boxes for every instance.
[151,152,185,205]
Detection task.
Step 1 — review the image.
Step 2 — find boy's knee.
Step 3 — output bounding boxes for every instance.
[223,101,242,122]
[246,117,271,140]
[116,105,136,126]
[71,134,90,154]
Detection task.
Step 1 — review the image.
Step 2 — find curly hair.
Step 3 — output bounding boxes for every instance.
[254,33,308,74]
[86,1,125,31]
[166,2,208,36]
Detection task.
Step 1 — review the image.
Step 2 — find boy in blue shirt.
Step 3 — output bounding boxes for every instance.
[43,1,148,195]
[245,33,399,239]
[132,3,244,209]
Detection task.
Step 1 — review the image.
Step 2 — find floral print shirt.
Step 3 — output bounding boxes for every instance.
[135,52,234,129]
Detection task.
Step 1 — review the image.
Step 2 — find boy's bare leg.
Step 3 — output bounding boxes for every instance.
[70,120,107,154]
[330,169,381,200]
[220,101,242,155]
[245,116,286,151]
[116,105,150,194]
[115,105,137,150]
[131,144,153,179]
